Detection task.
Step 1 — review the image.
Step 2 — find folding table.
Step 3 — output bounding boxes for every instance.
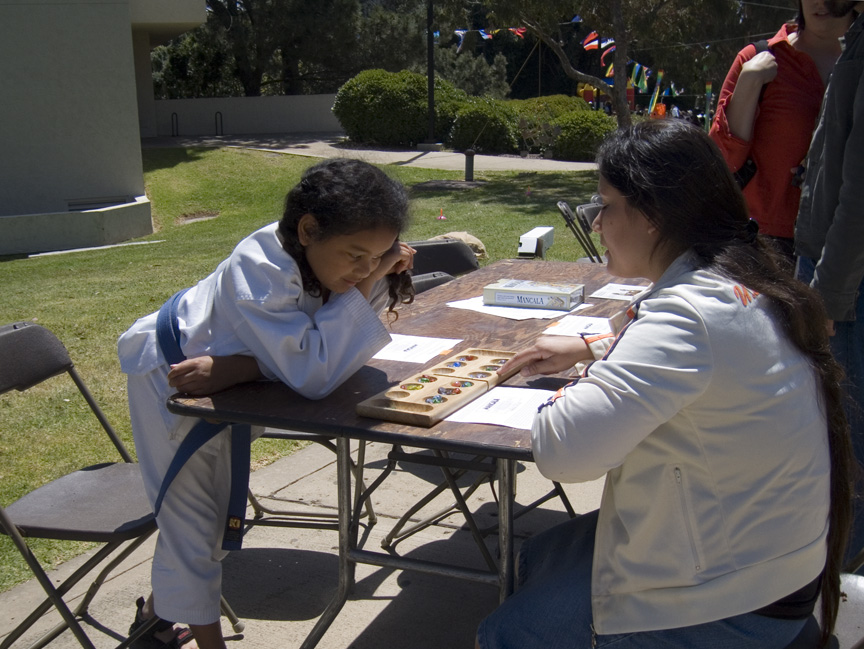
[168,259,644,648]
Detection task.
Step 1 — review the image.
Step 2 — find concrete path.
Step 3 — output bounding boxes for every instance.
[141,132,597,173]
[0,439,603,649]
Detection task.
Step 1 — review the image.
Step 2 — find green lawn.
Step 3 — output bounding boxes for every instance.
[0,146,600,592]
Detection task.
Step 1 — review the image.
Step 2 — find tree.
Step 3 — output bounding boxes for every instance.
[431,46,510,98]
[443,0,794,127]
[355,1,427,73]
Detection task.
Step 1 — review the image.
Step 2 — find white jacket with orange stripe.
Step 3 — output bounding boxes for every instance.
[533,251,830,635]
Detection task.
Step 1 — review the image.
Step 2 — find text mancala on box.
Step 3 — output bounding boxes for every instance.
[483,278,585,311]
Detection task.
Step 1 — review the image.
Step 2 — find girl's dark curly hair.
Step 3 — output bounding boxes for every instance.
[277,158,414,314]
[596,119,856,648]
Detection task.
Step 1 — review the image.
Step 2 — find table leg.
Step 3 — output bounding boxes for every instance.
[299,437,356,649]
[498,458,516,602]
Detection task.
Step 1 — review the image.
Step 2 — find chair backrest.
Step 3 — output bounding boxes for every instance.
[557,201,603,263]
[408,239,480,277]
[0,321,133,462]
[0,322,73,395]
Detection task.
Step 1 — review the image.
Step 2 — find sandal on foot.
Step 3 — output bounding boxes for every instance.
[129,596,195,648]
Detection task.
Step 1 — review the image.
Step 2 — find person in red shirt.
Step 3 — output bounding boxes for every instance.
[710,0,853,263]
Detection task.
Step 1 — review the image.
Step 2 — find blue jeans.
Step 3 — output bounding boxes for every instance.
[798,256,864,571]
[476,511,807,649]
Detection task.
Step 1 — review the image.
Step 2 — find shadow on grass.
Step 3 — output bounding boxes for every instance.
[409,170,599,217]
[141,147,211,173]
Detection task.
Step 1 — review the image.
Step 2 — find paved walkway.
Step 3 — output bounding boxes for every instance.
[0,440,603,648]
[141,132,597,173]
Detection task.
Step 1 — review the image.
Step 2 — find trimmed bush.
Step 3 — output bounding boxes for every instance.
[514,95,591,123]
[550,110,617,162]
[506,95,591,155]
[449,98,519,154]
[333,69,466,147]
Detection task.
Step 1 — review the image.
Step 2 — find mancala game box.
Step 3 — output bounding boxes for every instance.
[482,278,585,311]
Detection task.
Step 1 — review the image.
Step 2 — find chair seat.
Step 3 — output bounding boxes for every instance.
[4,462,155,542]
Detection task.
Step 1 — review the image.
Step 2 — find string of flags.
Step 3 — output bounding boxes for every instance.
[451,25,681,99]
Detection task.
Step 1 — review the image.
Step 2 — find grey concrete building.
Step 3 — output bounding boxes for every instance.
[0,0,205,256]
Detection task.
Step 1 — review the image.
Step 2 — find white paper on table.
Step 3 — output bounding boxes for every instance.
[588,283,649,302]
[543,315,612,337]
[373,334,463,363]
[447,296,591,321]
[445,386,555,430]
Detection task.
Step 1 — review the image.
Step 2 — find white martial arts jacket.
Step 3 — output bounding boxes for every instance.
[533,252,831,634]
[119,222,393,435]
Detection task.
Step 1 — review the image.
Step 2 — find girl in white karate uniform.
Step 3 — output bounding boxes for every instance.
[118,158,415,649]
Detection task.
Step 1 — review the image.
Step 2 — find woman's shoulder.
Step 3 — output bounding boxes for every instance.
[645,269,768,333]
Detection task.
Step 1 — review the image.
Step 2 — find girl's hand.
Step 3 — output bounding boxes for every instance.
[498,336,593,377]
[379,241,416,277]
[167,355,263,395]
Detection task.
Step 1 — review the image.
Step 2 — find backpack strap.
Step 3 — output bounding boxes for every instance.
[751,40,772,103]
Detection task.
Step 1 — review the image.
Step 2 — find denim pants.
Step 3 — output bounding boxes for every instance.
[798,256,864,570]
[476,511,807,649]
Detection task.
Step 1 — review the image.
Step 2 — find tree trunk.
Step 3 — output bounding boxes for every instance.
[611,0,631,128]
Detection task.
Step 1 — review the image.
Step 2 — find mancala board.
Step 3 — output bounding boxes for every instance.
[356,348,518,427]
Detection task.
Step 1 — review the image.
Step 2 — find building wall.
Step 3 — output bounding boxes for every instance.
[153,95,343,137]
[0,0,204,256]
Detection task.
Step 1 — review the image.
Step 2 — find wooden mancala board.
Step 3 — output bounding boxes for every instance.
[357,348,518,427]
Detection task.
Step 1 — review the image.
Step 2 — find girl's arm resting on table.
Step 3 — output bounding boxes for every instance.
[233,289,391,399]
[532,295,713,483]
[168,355,264,396]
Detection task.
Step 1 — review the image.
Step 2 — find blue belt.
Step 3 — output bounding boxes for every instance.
[153,288,250,551]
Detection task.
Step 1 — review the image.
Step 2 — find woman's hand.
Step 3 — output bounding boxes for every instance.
[498,336,594,377]
[167,355,263,395]
[740,50,778,85]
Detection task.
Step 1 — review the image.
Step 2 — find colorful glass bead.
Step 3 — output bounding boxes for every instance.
[446,361,465,368]
[400,383,424,390]
[417,375,437,383]
[425,395,446,404]
[451,380,473,388]
[469,372,490,379]
[438,387,461,395]
[458,355,478,362]
[481,365,500,371]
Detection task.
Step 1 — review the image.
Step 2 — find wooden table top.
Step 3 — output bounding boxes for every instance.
[168,260,646,461]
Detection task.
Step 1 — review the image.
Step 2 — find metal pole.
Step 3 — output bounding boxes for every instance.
[426,0,435,143]
[464,149,475,182]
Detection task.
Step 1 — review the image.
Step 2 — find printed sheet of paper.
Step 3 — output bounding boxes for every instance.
[373,334,462,363]
[447,296,593,321]
[445,386,555,430]
[543,315,613,337]
[588,283,648,302]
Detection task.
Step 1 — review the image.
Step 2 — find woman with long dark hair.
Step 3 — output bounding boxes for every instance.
[480,120,855,649]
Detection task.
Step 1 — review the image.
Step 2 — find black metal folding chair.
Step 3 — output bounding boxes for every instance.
[0,321,159,649]
[557,200,604,263]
